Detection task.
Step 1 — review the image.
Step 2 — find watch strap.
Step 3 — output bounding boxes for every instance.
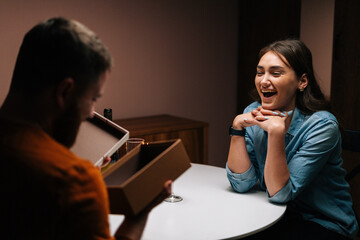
[229,126,246,136]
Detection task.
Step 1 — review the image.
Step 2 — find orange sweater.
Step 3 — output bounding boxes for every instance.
[0,115,114,240]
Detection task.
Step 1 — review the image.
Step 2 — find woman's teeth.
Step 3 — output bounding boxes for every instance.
[262,90,277,97]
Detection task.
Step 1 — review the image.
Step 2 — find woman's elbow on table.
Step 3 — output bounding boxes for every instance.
[267,180,292,204]
[229,179,257,193]
[226,163,258,193]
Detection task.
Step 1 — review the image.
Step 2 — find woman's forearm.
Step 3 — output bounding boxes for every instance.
[264,131,290,197]
[227,135,252,173]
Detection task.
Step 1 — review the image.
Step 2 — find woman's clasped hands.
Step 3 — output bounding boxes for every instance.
[233,106,293,134]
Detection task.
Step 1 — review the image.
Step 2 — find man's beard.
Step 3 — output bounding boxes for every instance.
[52,103,81,148]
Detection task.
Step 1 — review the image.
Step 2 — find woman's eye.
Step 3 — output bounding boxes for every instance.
[256,71,264,76]
[272,72,281,76]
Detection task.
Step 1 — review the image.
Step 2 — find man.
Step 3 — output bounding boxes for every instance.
[0,17,170,240]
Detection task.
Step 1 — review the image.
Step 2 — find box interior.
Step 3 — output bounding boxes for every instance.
[104,142,172,186]
[71,113,128,166]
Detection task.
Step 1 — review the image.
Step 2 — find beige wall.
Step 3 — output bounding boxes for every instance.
[300,0,335,100]
[0,0,239,167]
[0,0,335,167]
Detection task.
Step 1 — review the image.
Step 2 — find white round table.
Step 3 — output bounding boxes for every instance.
[109,163,286,239]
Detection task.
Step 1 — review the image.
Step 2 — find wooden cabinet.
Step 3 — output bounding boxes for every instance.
[114,115,208,164]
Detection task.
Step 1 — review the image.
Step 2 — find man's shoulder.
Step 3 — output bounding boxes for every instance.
[30,140,101,186]
[0,119,99,184]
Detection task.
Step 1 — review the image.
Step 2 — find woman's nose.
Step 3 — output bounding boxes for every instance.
[260,75,271,87]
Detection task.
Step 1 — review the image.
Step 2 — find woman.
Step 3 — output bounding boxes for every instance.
[226,39,358,239]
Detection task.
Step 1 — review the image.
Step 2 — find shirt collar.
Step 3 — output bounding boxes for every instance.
[287,107,306,136]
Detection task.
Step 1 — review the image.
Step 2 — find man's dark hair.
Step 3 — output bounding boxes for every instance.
[10,17,112,94]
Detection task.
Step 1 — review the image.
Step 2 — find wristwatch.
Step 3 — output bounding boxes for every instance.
[229,125,246,136]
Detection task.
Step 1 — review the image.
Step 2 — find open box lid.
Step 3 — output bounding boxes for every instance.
[70,112,129,167]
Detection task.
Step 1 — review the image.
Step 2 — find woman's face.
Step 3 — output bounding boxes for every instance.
[255,51,301,111]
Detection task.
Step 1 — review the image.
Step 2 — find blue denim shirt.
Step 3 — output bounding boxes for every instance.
[227,101,358,238]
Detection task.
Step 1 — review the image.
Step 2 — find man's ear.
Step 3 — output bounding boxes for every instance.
[298,73,309,91]
[56,78,75,108]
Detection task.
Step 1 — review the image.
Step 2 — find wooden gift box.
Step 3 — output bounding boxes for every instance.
[71,112,191,216]
[103,139,191,216]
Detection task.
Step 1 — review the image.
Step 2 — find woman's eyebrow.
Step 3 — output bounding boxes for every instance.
[256,65,285,70]
[269,66,285,70]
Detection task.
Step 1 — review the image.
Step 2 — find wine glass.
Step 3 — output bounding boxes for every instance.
[126,138,145,152]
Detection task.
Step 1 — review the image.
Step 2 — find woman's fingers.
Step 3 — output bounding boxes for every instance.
[255,115,269,121]
[234,108,293,129]
[254,110,293,122]
[243,117,257,125]
[259,108,281,116]
[259,109,293,118]
[251,109,262,117]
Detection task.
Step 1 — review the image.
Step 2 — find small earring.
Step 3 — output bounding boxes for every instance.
[299,88,304,92]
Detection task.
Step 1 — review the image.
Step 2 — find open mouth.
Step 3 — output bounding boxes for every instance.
[261,90,277,98]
